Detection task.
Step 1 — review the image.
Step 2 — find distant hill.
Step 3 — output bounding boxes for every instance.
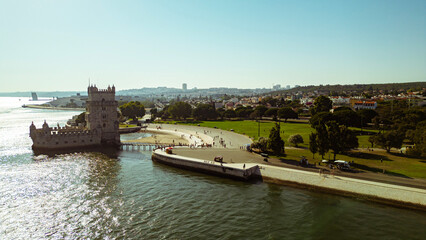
[272,82,426,95]
[0,87,273,99]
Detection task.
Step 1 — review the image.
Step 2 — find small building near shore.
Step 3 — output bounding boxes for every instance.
[352,101,377,110]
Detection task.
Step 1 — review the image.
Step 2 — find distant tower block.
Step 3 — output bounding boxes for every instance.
[182,83,187,90]
[31,92,38,101]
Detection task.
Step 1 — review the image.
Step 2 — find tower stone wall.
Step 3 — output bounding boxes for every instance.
[85,85,120,145]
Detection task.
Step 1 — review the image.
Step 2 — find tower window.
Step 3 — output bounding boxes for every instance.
[103,123,106,128]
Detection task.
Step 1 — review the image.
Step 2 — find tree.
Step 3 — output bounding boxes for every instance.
[334,106,354,112]
[288,134,304,147]
[315,123,329,159]
[310,112,334,128]
[223,109,237,119]
[119,101,146,121]
[310,96,332,116]
[267,123,285,154]
[150,108,158,121]
[254,105,268,118]
[327,121,358,160]
[261,96,278,107]
[158,106,170,120]
[357,109,378,125]
[309,132,318,159]
[278,107,298,122]
[192,104,217,120]
[374,130,405,152]
[407,121,426,157]
[235,107,253,119]
[250,111,261,119]
[168,102,192,120]
[251,137,268,152]
[368,135,375,148]
[264,108,278,118]
[216,108,225,120]
[333,109,360,127]
[75,112,86,126]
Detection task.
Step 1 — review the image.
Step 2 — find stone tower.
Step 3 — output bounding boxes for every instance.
[85,85,120,146]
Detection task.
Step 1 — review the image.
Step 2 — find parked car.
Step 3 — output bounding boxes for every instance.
[334,160,351,171]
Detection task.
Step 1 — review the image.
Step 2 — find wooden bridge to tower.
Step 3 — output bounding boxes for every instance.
[120,142,167,151]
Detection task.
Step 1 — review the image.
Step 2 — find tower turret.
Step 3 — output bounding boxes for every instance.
[85,84,120,146]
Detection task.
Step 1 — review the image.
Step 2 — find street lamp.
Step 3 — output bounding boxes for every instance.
[258,119,260,138]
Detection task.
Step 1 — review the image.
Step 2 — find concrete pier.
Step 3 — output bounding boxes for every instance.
[152,149,259,180]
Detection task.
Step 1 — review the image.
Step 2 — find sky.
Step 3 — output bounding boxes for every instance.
[0,0,425,92]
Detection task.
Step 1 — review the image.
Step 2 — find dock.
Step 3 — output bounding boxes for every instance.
[120,142,167,151]
[152,149,260,180]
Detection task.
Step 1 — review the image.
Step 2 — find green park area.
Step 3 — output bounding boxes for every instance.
[159,120,375,147]
[119,124,138,128]
[158,120,426,179]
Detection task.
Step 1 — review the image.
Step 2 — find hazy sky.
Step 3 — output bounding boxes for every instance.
[1,0,425,92]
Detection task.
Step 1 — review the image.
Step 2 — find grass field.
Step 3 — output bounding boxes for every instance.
[119,124,137,128]
[283,148,426,179]
[157,120,426,179]
[159,120,378,148]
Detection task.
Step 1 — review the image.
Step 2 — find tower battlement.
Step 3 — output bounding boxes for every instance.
[88,85,115,93]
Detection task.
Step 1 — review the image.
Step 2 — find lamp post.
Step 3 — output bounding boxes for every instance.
[258,119,260,138]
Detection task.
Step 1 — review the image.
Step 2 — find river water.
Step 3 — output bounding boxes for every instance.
[0,97,425,240]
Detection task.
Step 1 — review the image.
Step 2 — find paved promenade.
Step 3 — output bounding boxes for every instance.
[145,123,252,148]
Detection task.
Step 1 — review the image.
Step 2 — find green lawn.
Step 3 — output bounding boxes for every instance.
[157,120,426,179]
[119,124,137,128]
[159,120,313,147]
[161,120,380,148]
[284,148,426,179]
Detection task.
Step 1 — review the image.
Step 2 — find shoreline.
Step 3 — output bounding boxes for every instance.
[23,104,85,111]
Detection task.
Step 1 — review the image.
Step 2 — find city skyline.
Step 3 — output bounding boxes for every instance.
[1,0,425,92]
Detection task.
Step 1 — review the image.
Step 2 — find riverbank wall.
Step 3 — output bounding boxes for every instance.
[255,163,426,210]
